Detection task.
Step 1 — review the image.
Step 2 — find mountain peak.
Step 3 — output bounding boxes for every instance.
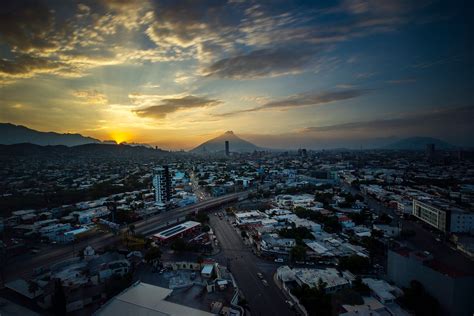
[191,131,260,153]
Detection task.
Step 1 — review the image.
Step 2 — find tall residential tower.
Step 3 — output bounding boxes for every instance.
[153,166,171,206]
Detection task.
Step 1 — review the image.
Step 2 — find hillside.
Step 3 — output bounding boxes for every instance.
[0,123,100,146]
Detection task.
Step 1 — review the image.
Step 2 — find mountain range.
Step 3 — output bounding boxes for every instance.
[0,123,459,152]
[191,131,262,153]
[0,123,100,146]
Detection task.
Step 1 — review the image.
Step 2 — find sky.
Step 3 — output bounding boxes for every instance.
[0,0,472,150]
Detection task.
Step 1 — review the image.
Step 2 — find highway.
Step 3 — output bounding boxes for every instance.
[3,192,247,283]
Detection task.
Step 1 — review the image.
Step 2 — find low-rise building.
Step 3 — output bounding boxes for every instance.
[277,266,355,294]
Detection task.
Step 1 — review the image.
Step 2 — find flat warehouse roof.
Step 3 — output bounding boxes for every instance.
[154,221,201,240]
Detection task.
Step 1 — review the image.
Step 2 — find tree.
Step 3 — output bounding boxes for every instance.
[202,225,210,233]
[279,227,314,243]
[352,277,370,295]
[241,231,248,238]
[291,245,307,262]
[144,247,162,263]
[170,238,188,251]
[323,216,342,233]
[379,213,392,224]
[105,273,133,298]
[339,255,371,274]
[28,280,40,298]
[291,283,332,316]
[128,224,136,235]
[51,279,67,316]
[196,212,209,223]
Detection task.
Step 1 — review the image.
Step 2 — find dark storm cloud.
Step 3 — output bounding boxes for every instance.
[301,105,474,134]
[216,89,368,117]
[133,95,221,119]
[0,0,57,52]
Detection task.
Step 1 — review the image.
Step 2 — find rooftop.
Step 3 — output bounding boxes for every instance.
[154,221,201,240]
[95,281,215,316]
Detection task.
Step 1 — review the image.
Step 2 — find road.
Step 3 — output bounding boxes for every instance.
[2,192,247,283]
[210,213,295,316]
[190,171,210,201]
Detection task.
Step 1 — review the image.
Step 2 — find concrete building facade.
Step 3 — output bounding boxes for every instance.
[153,166,172,206]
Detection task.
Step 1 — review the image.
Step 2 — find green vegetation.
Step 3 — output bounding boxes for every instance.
[291,245,307,261]
[105,273,134,298]
[279,226,314,244]
[144,247,162,263]
[378,213,393,224]
[347,211,370,225]
[291,280,332,316]
[338,255,371,274]
[352,277,371,295]
[293,207,342,233]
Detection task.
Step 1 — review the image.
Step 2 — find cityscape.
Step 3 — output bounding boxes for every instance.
[0,1,473,316]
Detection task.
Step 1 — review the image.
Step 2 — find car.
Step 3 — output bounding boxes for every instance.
[262,280,268,287]
[257,272,263,279]
[274,258,284,263]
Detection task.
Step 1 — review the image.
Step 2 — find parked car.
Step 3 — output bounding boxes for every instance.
[257,272,263,279]
[274,258,284,263]
[262,280,269,287]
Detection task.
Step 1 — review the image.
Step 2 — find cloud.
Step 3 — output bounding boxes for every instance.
[133,95,221,119]
[300,106,474,141]
[0,0,443,87]
[216,89,368,117]
[202,47,317,79]
[386,78,416,84]
[0,0,58,52]
[72,90,108,105]
[0,55,67,78]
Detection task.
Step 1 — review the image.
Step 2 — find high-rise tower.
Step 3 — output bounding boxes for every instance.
[152,166,171,205]
[225,140,230,156]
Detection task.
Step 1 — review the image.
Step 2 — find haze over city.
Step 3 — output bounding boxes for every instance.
[1,0,473,150]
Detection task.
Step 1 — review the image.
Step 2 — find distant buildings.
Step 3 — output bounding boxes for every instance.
[153,166,171,206]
